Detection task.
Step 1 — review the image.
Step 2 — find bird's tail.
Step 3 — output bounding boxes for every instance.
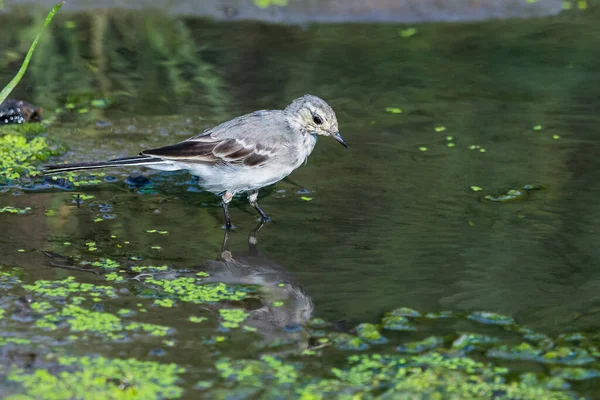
[43,155,164,175]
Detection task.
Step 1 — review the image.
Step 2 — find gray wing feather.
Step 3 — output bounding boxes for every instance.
[141,110,287,168]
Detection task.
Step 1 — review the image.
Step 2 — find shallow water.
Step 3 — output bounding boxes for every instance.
[2,5,600,398]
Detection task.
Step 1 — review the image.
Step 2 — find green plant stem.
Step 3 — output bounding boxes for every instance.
[0,2,64,104]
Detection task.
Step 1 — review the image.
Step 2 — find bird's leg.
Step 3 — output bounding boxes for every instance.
[221,191,234,229]
[220,224,233,261]
[248,219,266,256]
[248,190,271,222]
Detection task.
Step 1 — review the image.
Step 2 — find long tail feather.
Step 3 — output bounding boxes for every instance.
[43,155,164,175]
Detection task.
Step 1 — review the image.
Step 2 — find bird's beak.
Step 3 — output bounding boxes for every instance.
[332,132,348,148]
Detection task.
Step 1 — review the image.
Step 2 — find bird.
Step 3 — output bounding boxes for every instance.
[43,94,346,228]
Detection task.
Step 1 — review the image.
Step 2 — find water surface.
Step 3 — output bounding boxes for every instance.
[2,6,600,397]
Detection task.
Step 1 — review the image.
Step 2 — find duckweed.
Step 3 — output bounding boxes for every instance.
[452,333,500,352]
[144,277,248,303]
[0,206,31,214]
[467,311,515,325]
[355,323,387,344]
[7,355,185,399]
[35,304,171,339]
[385,107,402,114]
[23,276,117,299]
[211,351,574,399]
[381,313,416,331]
[0,133,64,183]
[484,189,526,203]
[219,308,249,329]
[90,258,120,269]
[397,336,444,353]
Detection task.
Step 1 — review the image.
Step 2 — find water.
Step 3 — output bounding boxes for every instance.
[2,6,600,398]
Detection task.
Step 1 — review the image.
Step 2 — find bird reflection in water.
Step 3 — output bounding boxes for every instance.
[43,221,315,352]
[200,221,314,350]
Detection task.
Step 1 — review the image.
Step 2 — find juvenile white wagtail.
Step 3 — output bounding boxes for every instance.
[43,95,347,228]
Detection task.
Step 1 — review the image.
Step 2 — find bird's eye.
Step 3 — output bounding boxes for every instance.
[313,115,323,125]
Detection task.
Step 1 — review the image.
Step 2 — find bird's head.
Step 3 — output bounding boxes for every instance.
[285,95,347,148]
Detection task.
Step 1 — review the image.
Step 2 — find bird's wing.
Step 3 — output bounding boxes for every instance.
[140,136,276,167]
[142,110,290,167]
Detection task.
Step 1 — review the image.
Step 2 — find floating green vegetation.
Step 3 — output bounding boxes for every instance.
[23,276,118,299]
[210,352,573,399]
[488,343,595,366]
[131,265,169,273]
[35,304,170,339]
[143,277,248,304]
[146,229,169,235]
[73,194,95,201]
[484,189,526,203]
[399,27,417,38]
[381,309,417,331]
[0,134,64,183]
[0,266,23,285]
[355,323,387,344]
[219,308,249,329]
[0,206,31,214]
[385,107,402,114]
[89,258,120,269]
[154,298,175,308]
[332,333,368,351]
[0,337,31,346]
[7,355,184,399]
[468,311,516,326]
[452,333,500,352]
[397,336,444,353]
[254,0,288,8]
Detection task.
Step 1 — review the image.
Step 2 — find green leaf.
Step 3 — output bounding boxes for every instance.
[0,2,64,104]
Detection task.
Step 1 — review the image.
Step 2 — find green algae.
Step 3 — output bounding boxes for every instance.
[23,276,118,299]
[6,355,184,399]
[0,206,31,214]
[143,277,248,304]
[154,298,175,308]
[467,311,515,326]
[484,189,526,203]
[35,304,171,339]
[219,308,249,329]
[211,352,574,400]
[0,267,23,288]
[381,312,416,331]
[332,333,369,351]
[131,265,169,273]
[90,258,120,269]
[488,343,595,366]
[0,133,64,183]
[452,333,500,352]
[355,323,387,344]
[396,336,444,353]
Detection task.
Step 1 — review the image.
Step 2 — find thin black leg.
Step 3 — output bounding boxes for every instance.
[248,190,271,222]
[222,191,234,229]
[222,201,233,229]
[254,203,270,221]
